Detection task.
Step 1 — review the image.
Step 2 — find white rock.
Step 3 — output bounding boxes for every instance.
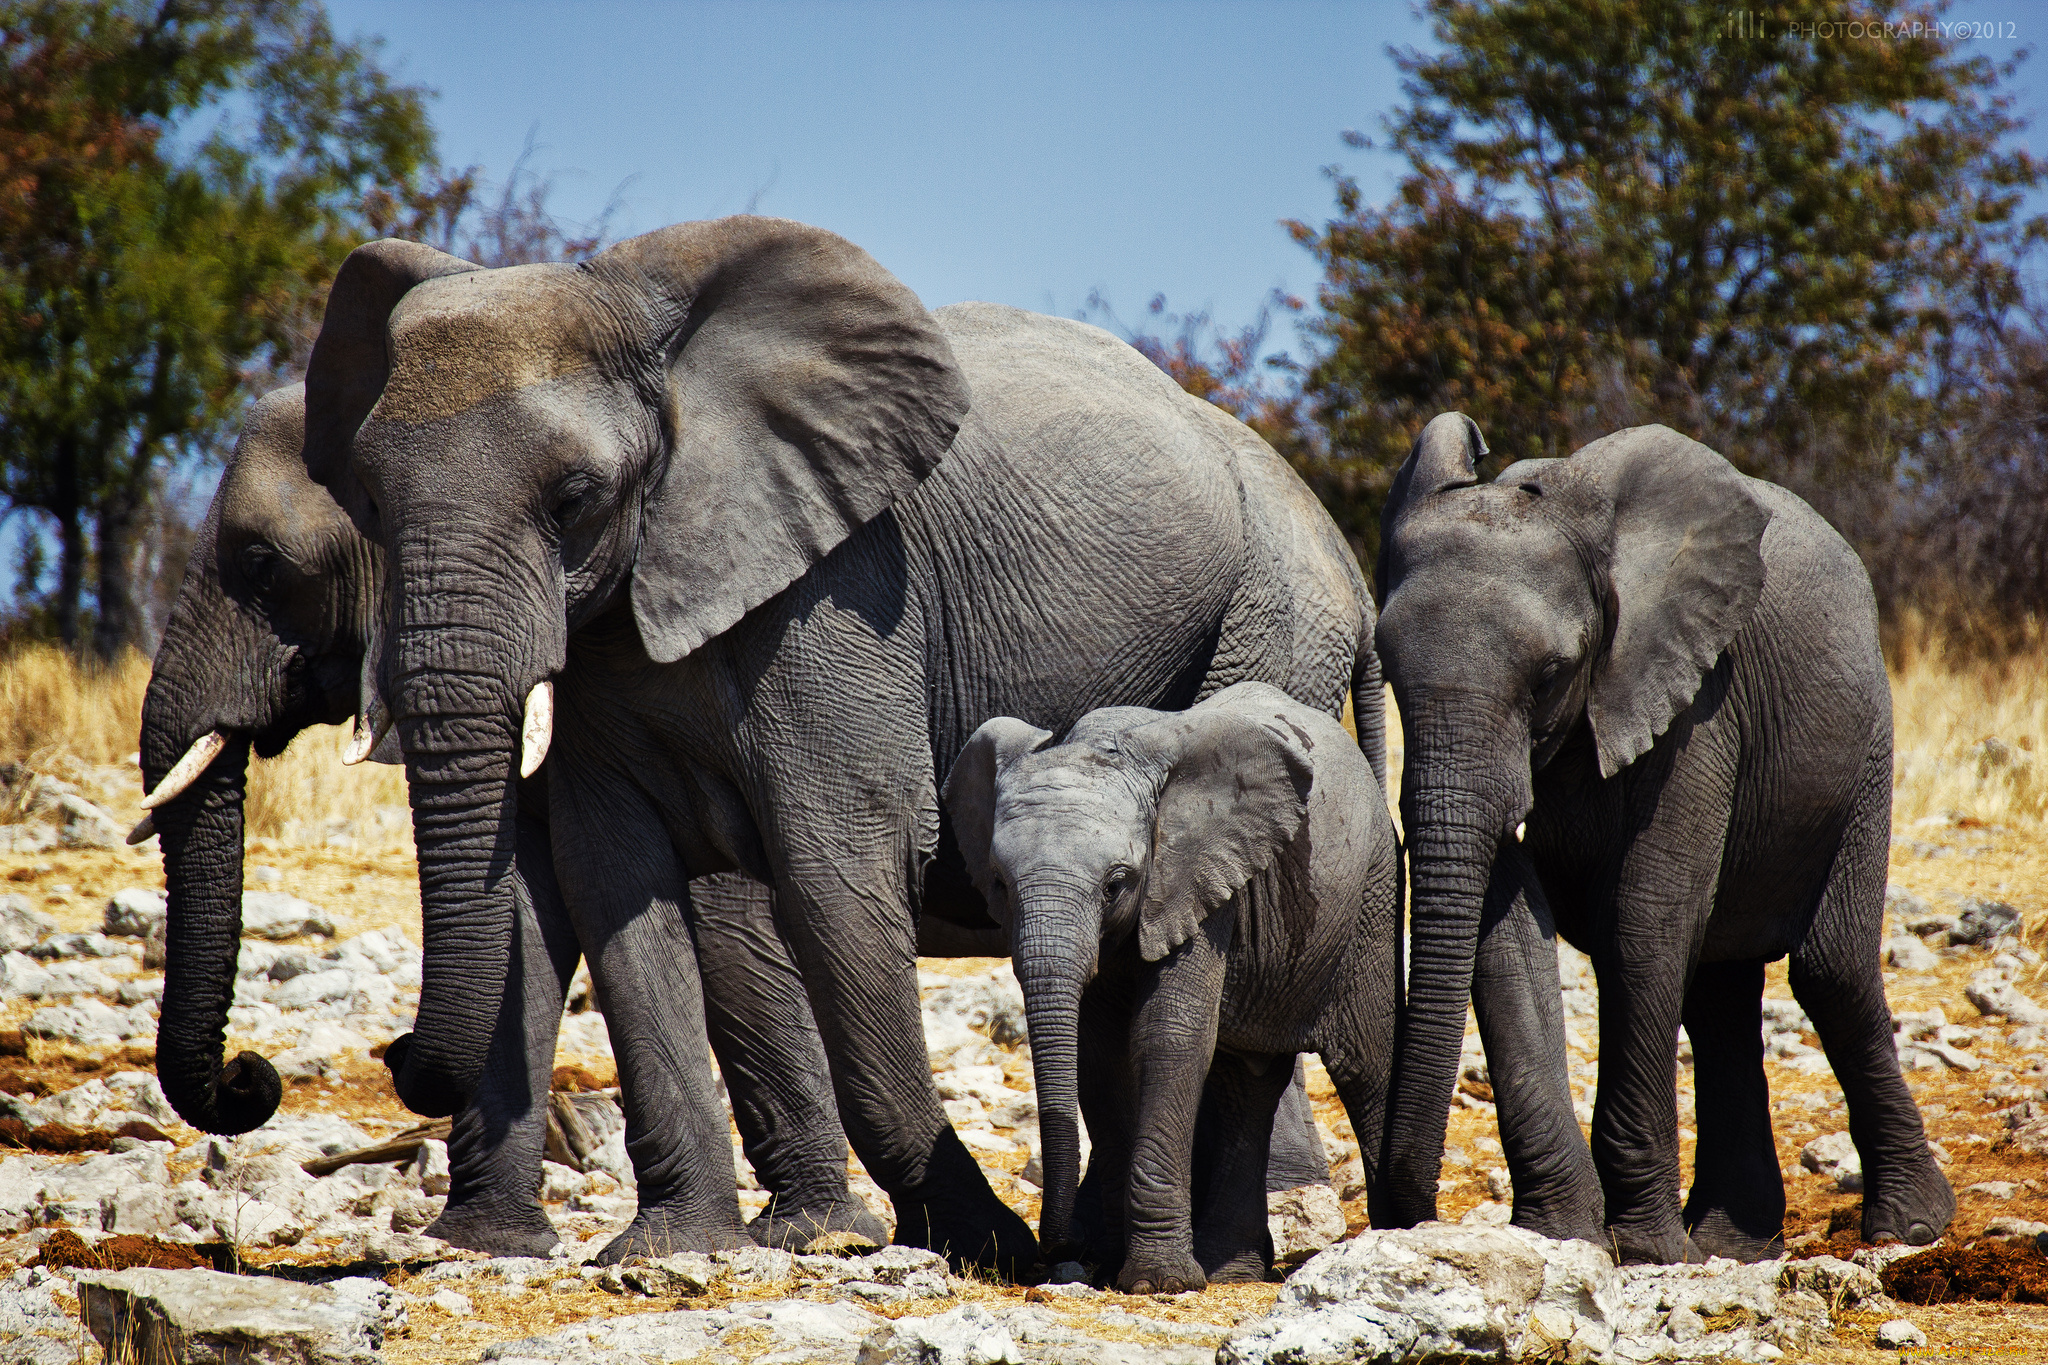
[1967,968,2048,1026]
[1800,1131,1864,1192]
[1877,1318,1928,1348]
[0,895,55,952]
[75,1267,397,1364]
[1886,935,1940,972]
[409,1139,451,1197]
[858,1302,1018,1364]
[240,891,334,941]
[103,888,166,938]
[429,1288,472,1316]
[1268,1184,1348,1265]
[23,998,151,1046]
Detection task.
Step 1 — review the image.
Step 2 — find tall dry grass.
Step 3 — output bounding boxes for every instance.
[0,626,2039,850]
[1890,627,2048,833]
[0,644,409,849]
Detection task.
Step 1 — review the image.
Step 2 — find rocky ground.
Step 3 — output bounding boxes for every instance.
[0,760,2044,1361]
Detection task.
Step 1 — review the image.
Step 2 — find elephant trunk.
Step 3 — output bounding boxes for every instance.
[1377,711,1527,1228]
[1013,897,1097,1267]
[383,526,560,1118]
[142,662,280,1134]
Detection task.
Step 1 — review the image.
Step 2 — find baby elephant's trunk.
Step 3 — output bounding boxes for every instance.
[1014,905,1096,1275]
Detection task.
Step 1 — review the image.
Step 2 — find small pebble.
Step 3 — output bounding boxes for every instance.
[429,1288,473,1316]
[1875,1318,1926,1349]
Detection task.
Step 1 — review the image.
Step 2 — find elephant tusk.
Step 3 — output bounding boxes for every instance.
[1514,821,1526,843]
[125,813,155,846]
[140,731,229,809]
[520,681,553,779]
[341,695,393,767]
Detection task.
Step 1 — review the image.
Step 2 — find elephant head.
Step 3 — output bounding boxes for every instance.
[298,217,970,1116]
[942,692,1313,1260]
[140,383,387,1133]
[1372,414,1770,1224]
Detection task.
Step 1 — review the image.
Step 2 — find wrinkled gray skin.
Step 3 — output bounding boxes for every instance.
[946,682,1399,1294]
[274,217,1376,1273]
[139,385,884,1256]
[1374,414,1955,1264]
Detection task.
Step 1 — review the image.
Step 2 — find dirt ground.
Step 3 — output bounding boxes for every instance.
[8,806,2048,1361]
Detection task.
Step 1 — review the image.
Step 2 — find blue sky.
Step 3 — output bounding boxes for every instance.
[322,0,1435,348]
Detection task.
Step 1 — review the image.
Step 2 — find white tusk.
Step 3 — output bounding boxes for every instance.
[341,694,393,767]
[1514,822,1526,843]
[125,813,156,846]
[520,681,553,779]
[140,732,229,809]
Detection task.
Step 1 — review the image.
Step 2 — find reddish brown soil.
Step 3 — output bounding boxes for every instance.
[1885,1238,2048,1304]
[30,1229,221,1272]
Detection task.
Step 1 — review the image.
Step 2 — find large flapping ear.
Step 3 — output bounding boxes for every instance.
[1129,698,1315,963]
[937,716,1048,916]
[1376,411,1489,590]
[1567,425,1771,778]
[587,217,972,664]
[301,240,481,497]
[942,717,1055,912]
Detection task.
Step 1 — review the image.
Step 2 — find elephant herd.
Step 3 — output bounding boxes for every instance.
[137,216,1954,1289]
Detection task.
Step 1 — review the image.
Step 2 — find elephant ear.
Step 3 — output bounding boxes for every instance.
[589,217,972,664]
[1569,425,1771,778]
[1376,411,1489,591]
[302,240,481,499]
[942,716,1055,913]
[1129,700,1314,963]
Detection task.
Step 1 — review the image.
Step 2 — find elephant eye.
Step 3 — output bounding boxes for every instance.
[238,546,279,600]
[1103,871,1130,904]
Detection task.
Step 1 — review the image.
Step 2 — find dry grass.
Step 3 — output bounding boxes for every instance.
[0,645,409,850]
[1891,629,2048,833]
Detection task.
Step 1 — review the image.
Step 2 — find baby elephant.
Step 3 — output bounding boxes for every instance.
[945,681,1400,1293]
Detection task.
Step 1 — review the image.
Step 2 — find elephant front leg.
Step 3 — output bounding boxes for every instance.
[431,807,583,1256]
[1470,852,1603,1244]
[1117,924,1230,1295]
[691,871,888,1252]
[1190,1051,1294,1283]
[551,778,752,1264]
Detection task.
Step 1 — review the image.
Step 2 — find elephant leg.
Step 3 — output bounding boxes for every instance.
[1789,743,1953,1246]
[1263,1060,1332,1192]
[1116,922,1229,1295]
[754,750,1032,1274]
[550,779,751,1264]
[430,806,581,1256]
[689,871,889,1252]
[1681,959,1783,1260]
[1071,975,1136,1283]
[1470,852,1604,1244]
[1190,1051,1294,1283]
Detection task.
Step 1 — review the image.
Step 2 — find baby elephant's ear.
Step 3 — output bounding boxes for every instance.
[1130,702,1314,963]
[943,717,1053,909]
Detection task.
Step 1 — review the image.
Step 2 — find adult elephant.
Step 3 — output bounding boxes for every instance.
[1372,413,1953,1264]
[139,384,885,1256]
[248,217,1378,1271]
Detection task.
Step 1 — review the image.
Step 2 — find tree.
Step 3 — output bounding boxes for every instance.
[1284,0,2043,565]
[0,0,435,659]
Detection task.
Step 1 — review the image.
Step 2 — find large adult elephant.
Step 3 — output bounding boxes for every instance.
[1371,413,1953,1264]
[247,217,1379,1271]
[139,384,884,1256]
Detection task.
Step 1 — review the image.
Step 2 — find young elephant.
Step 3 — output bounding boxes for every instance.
[944,681,1400,1293]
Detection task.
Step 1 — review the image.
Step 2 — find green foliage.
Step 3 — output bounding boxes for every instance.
[1282,0,2043,566]
[0,0,434,657]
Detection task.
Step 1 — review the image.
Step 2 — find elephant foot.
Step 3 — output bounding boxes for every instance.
[1509,1202,1607,1248]
[1606,1222,1709,1266]
[426,1201,561,1258]
[1862,1156,1957,1246]
[1201,1249,1271,1284]
[888,1131,1038,1279]
[1684,1197,1787,1263]
[1117,1248,1207,1296]
[594,1202,754,1265]
[747,1195,890,1253]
